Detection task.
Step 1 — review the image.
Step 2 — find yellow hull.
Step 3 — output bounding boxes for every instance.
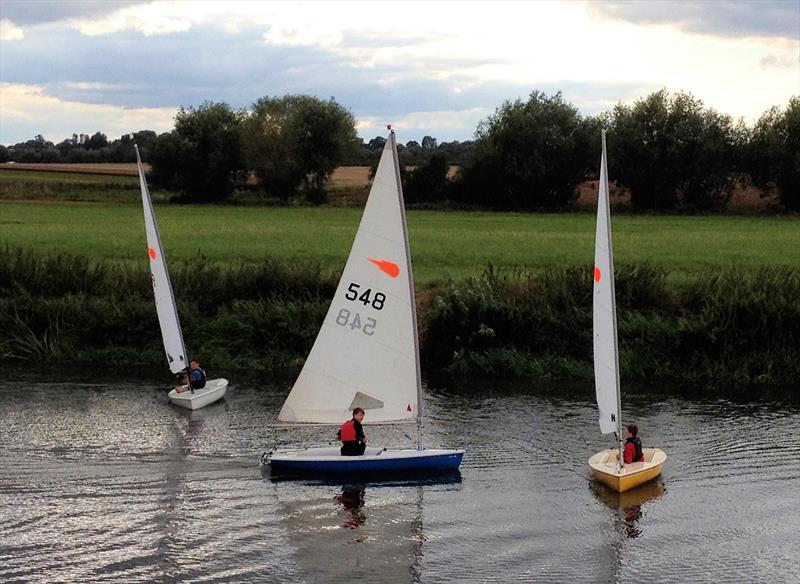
[588,448,667,493]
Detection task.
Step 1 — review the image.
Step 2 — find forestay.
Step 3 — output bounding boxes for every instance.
[592,131,622,435]
[135,145,188,375]
[278,132,419,424]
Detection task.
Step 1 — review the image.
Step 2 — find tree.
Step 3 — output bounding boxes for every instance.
[0,145,8,163]
[149,102,245,201]
[609,90,740,210]
[747,97,800,212]
[9,135,60,162]
[403,152,449,204]
[242,95,359,204]
[368,136,387,150]
[455,91,595,209]
[421,135,437,150]
[86,132,108,150]
[113,130,158,162]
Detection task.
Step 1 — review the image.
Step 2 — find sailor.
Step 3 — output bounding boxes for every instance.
[175,359,207,393]
[338,407,367,456]
[188,360,207,390]
[623,423,644,464]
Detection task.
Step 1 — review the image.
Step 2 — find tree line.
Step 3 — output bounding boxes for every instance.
[1,90,797,211]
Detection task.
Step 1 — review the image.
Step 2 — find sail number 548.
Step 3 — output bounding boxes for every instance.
[336,309,376,336]
[345,282,385,310]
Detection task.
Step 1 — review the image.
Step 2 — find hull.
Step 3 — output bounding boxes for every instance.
[589,448,667,493]
[265,446,464,473]
[168,378,228,410]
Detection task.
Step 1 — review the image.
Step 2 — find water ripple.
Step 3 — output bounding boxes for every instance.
[1,379,798,583]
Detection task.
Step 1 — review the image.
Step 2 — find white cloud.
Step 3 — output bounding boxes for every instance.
[0,19,25,41]
[72,1,192,36]
[1,1,797,142]
[0,84,176,143]
[23,2,797,121]
[63,81,125,91]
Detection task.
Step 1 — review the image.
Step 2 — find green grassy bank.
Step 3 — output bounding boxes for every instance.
[1,246,798,391]
[2,201,798,284]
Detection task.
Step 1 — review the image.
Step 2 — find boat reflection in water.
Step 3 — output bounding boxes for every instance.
[590,480,664,539]
[264,471,461,582]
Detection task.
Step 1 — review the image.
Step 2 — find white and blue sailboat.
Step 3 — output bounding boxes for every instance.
[263,130,463,473]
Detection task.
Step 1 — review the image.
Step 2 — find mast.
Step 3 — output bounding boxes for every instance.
[135,144,189,379]
[599,131,624,467]
[389,128,424,449]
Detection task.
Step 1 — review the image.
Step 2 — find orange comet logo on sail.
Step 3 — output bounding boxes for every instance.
[148,247,157,260]
[367,257,400,278]
[594,266,602,282]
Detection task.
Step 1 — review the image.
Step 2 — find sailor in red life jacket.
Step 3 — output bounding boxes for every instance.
[623,423,645,464]
[338,407,367,456]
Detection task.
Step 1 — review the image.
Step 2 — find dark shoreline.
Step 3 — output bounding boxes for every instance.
[2,247,798,393]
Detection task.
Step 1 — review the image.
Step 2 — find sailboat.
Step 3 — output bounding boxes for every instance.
[263,129,463,473]
[134,145,228,410]
[587,131,666,492]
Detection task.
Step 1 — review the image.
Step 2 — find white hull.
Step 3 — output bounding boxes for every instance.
[168,378,228,410]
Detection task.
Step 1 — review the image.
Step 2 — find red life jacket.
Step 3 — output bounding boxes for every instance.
[339,419,357,442]
[624,437,644,463]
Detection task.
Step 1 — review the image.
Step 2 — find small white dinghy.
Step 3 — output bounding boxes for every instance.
[135,145,227,410]
[264,129,463,474]
[588,131,666,492]
[167,378,229,410]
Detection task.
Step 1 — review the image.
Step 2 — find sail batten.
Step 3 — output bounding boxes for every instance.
[135,145,188,375]
[593,131,622,436]
[277,132,419,424]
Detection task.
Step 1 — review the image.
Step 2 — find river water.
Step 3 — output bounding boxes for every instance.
[1,374,798,583]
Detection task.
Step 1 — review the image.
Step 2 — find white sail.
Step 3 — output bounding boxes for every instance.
[135,145,188,375]
[278,132,419,424]
[593,131,622,435]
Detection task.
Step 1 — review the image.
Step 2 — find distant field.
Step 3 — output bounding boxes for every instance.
[0,162,144,175]
[0,163,773,208]
[1,201,797,284]
[0,164,371,204]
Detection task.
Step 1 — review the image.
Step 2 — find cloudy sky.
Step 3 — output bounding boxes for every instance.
[1,0,798,145]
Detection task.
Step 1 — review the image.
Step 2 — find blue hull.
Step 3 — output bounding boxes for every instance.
[270,452,463,474]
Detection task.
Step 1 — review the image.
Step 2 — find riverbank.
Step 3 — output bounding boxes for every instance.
[2,247,797,391]
[2,201,799,284]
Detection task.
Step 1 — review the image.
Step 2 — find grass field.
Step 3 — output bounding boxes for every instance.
[1,201,797,284]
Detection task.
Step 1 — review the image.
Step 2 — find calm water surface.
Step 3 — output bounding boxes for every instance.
[1,374,798,583]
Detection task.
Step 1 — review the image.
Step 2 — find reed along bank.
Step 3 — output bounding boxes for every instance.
[1,247,798,392]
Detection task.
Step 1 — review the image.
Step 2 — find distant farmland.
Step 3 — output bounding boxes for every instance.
[0,162,144,176]
[0,163,774,208]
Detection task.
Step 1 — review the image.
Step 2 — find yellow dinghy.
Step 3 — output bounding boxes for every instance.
[589,448,667,493]
[588,131,666,493]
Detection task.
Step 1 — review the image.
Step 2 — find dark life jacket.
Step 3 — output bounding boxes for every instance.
[626,436,643,462]
[189,367,206,389]
[339,419,357,442]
